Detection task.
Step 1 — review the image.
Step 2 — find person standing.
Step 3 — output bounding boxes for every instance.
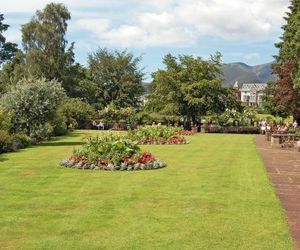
[260,120,267,135]
[293,120,298,128]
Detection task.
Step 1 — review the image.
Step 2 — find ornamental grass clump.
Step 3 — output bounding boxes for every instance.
[127,126,189,145]
[60,134,166,171]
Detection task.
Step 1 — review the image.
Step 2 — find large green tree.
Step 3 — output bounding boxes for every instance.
[147,53,242,122]
[87,48,145,109]
[274,0,300,121]
[0,14,18,66]
[21,3,74,81]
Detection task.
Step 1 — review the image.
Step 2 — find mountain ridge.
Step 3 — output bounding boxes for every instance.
[221,61,277,87]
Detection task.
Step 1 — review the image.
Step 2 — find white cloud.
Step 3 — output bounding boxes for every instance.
[76,18,111,34]
[2,0,289,48]
[243,53,261,61]
[74,0,288,48]
[74,12,196,47]
[1,0,121,13]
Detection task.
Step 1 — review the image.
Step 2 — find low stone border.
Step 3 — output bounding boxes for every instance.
[60,159,167,171]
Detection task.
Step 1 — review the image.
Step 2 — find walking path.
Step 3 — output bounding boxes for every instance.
[256,135,300,249]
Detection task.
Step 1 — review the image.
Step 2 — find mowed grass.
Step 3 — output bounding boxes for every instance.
[0,130,293,250]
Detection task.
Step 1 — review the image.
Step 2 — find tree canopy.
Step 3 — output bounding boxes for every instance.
[147,53,242,122]
[274,0,300,121]
[87,48,145,109]
[0,14,18,66]
[21,3,74,81]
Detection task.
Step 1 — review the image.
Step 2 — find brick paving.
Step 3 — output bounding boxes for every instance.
[256,135,300,249]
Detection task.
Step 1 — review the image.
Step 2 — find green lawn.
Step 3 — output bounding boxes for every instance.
[0,131,293,249]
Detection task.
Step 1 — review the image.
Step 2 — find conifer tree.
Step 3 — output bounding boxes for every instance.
[274,0,300,121]
[0,14,18,66]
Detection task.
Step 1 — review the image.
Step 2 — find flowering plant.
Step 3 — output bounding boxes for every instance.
[60,134,166,171]
[127,126,189,145]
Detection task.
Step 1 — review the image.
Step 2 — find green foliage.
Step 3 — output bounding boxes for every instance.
[61,63,89,98]
[97,103,136,123]
[21,3,74,81]
[72,79,99,104]
[127,126,187,144]
[147,53,243,121]
[128,126,180,140]
[0,51,26,94]
[0,129,14,153]
[52,112,68,136]
[73,134,141,165]
[205,108,257,127]
[0,78,66,139]
[58,98,94,129]
[134,111,181,125]
[274,1,300,121]
[0,14,18,66]
[87,48,145,109]
[13,133,32,148]
[275,0,299,63]
[261,81,289,118]
[0,130,32,154]
[0,107,13,131]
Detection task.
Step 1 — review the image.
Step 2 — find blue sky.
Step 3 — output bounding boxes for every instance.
[2,0,288,79]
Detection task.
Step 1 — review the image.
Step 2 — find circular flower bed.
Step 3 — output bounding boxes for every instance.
[175,130,195,136]
[138,136,188,145]
[127,126,189,145]
[60,134,166,171]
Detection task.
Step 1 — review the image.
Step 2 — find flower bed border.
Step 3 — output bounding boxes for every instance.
[60,158,166,171]
[175,131,195,136]
[138,140,189,145]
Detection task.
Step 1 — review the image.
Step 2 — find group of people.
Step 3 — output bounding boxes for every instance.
[259,120,298,135]
[92,120,105,130]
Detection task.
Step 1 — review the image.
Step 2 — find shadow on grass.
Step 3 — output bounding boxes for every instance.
[0,154,8,162]
[39,141,85,147]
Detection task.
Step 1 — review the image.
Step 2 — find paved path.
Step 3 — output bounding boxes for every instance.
[256,135,300,249]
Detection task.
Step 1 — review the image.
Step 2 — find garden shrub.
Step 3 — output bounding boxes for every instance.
[13,133,32,148]
[0,130,15,153]
[52,111,68,136]
[97,103,137,124]
[0,107,13,131]
[0,78,66,139]
[60,134,166,171]
[205,108,258,127]
[57,98,94,129]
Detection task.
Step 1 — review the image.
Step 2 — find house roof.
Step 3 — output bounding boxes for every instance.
[239,83,267,92]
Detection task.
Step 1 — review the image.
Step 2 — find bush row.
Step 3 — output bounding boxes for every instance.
[0,130,32,154]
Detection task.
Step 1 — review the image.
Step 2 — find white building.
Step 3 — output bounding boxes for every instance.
[234,82,267,108]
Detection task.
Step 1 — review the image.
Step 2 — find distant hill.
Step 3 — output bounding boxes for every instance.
[143,61,277,91]
[221,62,277,87]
